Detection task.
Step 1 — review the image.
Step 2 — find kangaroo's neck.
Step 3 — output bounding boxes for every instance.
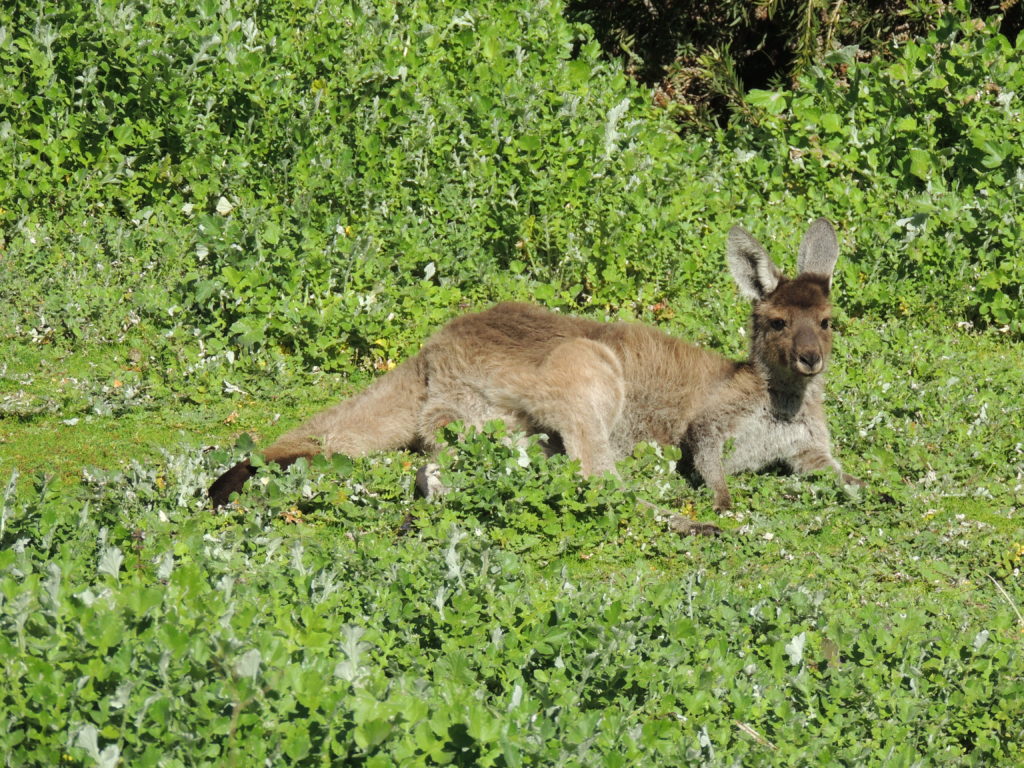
[749,358,824,420]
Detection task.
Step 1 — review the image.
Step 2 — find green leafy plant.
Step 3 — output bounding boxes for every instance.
[1,0,1022,764]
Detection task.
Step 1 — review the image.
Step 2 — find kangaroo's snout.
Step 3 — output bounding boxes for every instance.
[792,322,826,375]
[796,350,823,375]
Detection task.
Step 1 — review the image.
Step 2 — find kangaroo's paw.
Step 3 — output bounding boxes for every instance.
[414,462,447,500]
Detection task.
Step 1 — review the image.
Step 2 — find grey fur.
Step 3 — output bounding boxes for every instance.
[209,219,860,514]
[726,225,783,301]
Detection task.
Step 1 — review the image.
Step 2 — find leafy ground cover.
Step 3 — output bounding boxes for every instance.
[1,0,1022,765]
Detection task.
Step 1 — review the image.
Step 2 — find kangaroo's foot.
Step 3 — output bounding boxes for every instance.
[667,515,723,537]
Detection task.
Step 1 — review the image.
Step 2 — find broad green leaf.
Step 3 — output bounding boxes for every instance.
[746,89,788,115]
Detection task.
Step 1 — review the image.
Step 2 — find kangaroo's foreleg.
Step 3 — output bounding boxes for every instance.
[686,424,733,512]
[790,445,864,490]
[684,407,746,512]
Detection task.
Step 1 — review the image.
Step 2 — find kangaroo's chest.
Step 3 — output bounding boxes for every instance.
[721,407,812,475]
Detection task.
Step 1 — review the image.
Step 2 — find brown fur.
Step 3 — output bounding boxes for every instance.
[208,219,860,512]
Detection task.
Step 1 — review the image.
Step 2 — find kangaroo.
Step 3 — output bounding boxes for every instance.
[208,218,860,514]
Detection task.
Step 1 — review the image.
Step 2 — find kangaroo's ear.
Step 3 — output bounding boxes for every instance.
[727,225,783,301]
[796,218,839,289]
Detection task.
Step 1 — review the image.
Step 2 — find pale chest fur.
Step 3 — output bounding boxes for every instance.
[720,402,818,475]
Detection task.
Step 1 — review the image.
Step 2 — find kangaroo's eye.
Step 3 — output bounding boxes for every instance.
[769,318,787,331]
[820,318,831,330]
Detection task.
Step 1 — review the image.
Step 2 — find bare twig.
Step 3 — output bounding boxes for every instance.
[734,720,777,750]
[989,575,1024,629]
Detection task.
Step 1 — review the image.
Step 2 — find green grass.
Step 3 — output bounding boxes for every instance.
[0,339,357,483]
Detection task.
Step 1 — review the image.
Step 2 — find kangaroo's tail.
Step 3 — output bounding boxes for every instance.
[209,355,427,507]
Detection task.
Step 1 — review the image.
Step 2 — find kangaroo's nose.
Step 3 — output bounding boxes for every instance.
[797,352,822,374]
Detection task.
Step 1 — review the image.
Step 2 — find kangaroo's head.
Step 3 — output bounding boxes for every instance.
[726,218,839,383]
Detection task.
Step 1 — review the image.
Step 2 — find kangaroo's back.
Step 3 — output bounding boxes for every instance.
[424,302,606,366]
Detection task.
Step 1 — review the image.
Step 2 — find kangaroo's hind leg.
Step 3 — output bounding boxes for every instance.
[409,374,508,501]
[500,338,626,477]
[406,338,624,499]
